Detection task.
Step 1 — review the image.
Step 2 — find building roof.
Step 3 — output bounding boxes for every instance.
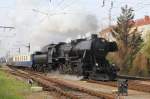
[134,16,150,27]
[100,15,150,35]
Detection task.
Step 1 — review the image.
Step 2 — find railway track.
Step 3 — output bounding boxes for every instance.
[88,79,150,93]
[117,75,150,81]
[6,66,150,94]
[5,66,150,94]
[4,66,117,99]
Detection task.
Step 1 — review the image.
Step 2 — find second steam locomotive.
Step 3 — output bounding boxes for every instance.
[32,34,118,81]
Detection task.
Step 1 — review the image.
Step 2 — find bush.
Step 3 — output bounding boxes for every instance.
[129,53,149,76]
[142,30,150,58]
[0,64,3,68]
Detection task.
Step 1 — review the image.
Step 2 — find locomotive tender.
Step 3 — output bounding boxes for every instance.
[32,34,118,81]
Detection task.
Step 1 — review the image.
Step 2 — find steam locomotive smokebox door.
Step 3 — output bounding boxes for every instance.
[108,42,118,51]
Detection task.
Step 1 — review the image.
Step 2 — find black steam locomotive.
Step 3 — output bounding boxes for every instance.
[32,34,118,81]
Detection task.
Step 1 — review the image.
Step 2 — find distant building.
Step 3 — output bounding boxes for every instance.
[134,16,150,27]
[99,16,150,41]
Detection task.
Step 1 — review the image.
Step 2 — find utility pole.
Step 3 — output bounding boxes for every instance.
[26,43,30,53]
[14,42,31,54]
[18,48,21,54]
[107,1,114,41]
[0,26,15,59]
[101,0,105,7]
[108,1,113,27]
[108,8,111,27]
[6,50,11,58]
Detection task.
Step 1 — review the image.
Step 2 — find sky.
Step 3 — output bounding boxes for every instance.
[0,0,150,57]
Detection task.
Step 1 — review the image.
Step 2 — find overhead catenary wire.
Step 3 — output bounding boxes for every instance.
[54,0,65,10]
[59,0,76,11]
[48,0,52,9]
[0,26,15,32]
[102,0,105,7]
[0,26,15,29]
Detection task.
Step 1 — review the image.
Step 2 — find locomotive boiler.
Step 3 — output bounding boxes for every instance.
[32,34,118,81]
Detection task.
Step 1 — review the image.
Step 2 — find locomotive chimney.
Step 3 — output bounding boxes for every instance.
[91,34,97,39]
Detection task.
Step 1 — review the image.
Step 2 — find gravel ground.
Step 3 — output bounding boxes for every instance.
[25,91,66,99]
[46,73,150,99]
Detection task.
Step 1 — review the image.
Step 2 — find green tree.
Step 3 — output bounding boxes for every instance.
[111,5,143,72]
[112,5,134,47]
[142,30,150,58]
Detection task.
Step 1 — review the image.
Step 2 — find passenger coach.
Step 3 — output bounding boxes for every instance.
[7,55,32,68]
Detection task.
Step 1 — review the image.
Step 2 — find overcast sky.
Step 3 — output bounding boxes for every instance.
[0,0,150,56]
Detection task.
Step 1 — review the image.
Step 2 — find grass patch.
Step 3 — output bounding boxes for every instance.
[0,70,30,99]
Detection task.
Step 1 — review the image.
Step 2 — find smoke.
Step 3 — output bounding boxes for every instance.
[41,14,98,34]
[30,13,98,47]
[47,71,83,81]
[6,0,99,53]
